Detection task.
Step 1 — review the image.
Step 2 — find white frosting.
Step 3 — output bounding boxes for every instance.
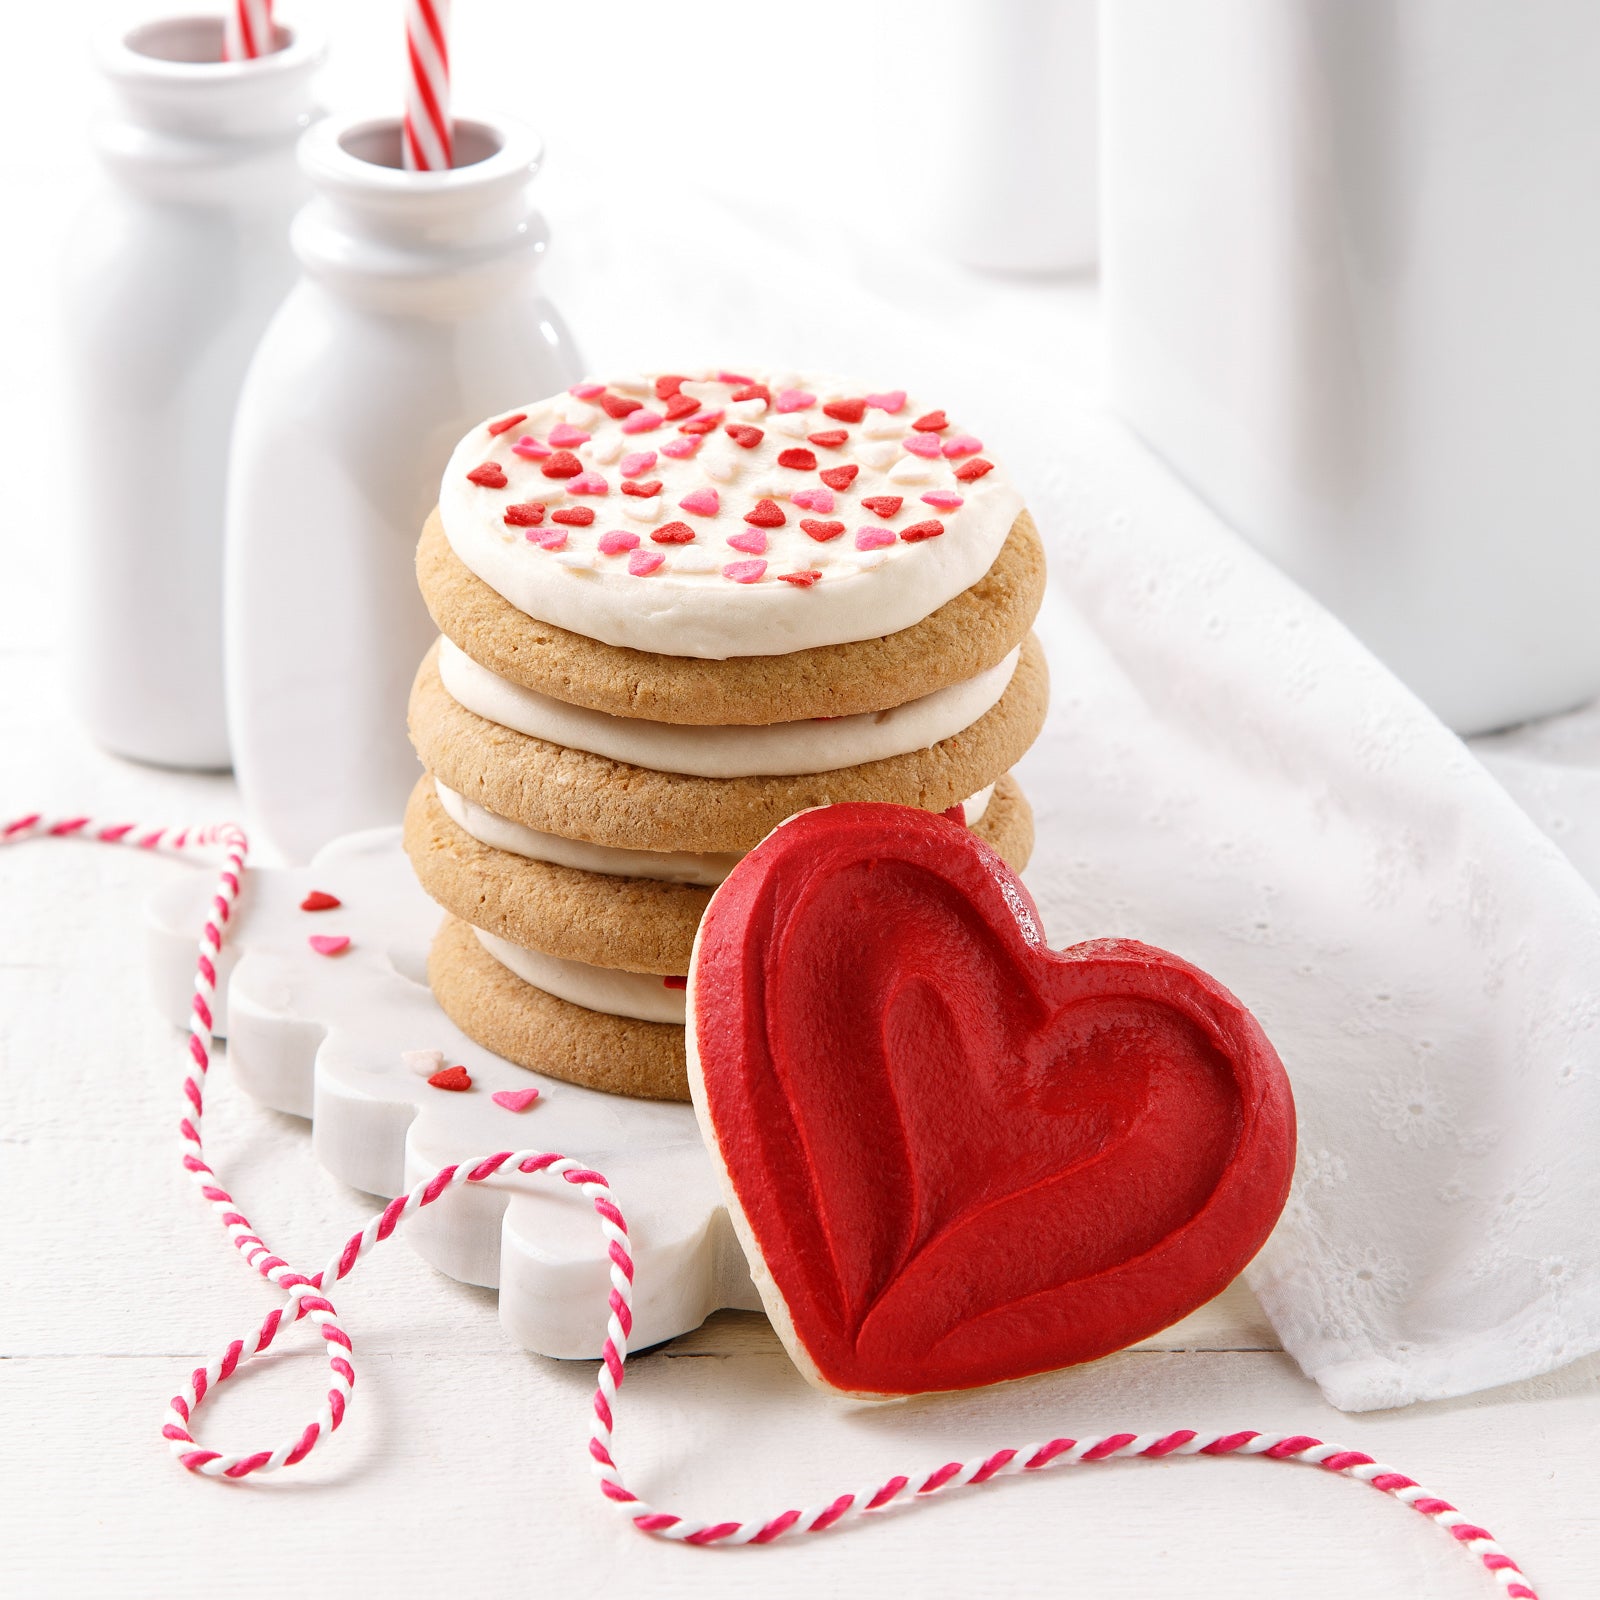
[437,636,1020,778]
[474,927,687,1024]
[436,777,995,885]
[437,370,1023,659]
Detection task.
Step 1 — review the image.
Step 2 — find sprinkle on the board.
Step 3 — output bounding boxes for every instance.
[855,526,896,550]
[428,1065,473,1092]
[622,408,664,434]
[800,519,845,542]
[569,380,606,398]
[466,461,507,488]
[913,409,948,432]
[662,975,689,989]
[568,471,610,495]
[823,397,867,423]
[487,411,527,436]
[660,435,701,458]
[718,370,755,385]
[628,550,665,576]
[541,450,584,478]
[725,423,764,449]
[503,502,546,527]
[402,1048,445,1077]
[954,456,994,481]
[664,392,701,421]
[727,529,768,555]
[820,465,859,490]
[597,530,640,555]
[308,934,350,957]
[866,389,907,413]
[551,505,595,526]
[861,495,903,517]
[903,431,944,458]
[731,384,772,404]
[679,487,720,515]
[491,1086,542,1112]
[923,490,964,509]
[600,393,643,419]
[652,521,696,544]
[300,890,341,912]
[943,433,983,457]
[901,519,946,542]
[654,374,688,399]
[680,409,725,435]
[777,448,818,471]
[723,559,768,583]
[806,430,849,449]
[775,388,816,413]
[744,498,786,527]
[527,528,567,550]
[549,422,590,447]
[512,435,551,459]
[621,478,663,498]
[778,569,823,587]
[791,487,835,512]
[620,450,658,478]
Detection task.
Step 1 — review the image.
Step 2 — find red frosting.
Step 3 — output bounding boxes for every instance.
[688,803,1296,1398]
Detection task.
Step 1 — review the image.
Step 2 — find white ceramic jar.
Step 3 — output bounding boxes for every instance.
[62,14,323,769]
[225,113,581,862]
[1103,0,1600,734]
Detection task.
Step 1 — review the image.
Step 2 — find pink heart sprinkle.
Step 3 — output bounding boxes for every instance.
[549,423,590,448]
[598,529,640,555]
[492,1087,542,1112]
[511,434,551,459]
[568,472,610,495]
[866,390,907,413]
[628,550,665,576]
[775,388,816,413]
[903,431,944,458]
[620,451,658,478]
[679,487,720,515]
[568,381,606,398]
[661,436,701,458]
[622,408,664,434]
[790,488,835,512]
[308,934,350,956]
[718,370,755,385]
[726,529,768,555]
[723,559,767,583]
[526,529,568,549]
[855,526,896,550]
[942,433,983,457]
[922,490,965,509]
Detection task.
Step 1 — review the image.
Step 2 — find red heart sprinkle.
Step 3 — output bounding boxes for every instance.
[620,479,663,498]
[308,934,350,957]
[486,412,527,436]
[663,975,689,989]
[541,450,584,478]
[300,890,341,912]
[731,384,772,404]
[913,409,948,432]
[860,495,903,517]
[652,521,697,544]
[806,430,849,448]
[551,506,595,526]
[744,498,786,527]
[679,416,721,435]
[900,519,945,542]
[654,374,688,399]
[725,424,764,449]
[819,465,859,490]
[777,448,817,471]
[600,393,643,418]
[664,392,702,420]
[800,519,845,542]
[503,502,546,526]
[954,457,994,482]
[428,1065,473,1092]
[466,462,507,488]
[823,398,867,422]
[778,570,823,587]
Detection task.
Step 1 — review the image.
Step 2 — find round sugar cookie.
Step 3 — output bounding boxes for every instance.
[407,634,1049,854]
[416,507,1046,725]
[404,772,1036,976]
[428,914,688,1101]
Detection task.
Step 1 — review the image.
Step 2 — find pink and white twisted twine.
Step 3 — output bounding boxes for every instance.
[402,0,453,172]
[222,0,274,62]
[1,809,1540,1594]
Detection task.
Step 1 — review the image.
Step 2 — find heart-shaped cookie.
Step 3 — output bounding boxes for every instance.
[686,804,1295,1398]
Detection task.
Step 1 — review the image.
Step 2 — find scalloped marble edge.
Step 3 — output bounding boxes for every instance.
[142,825,760,1359]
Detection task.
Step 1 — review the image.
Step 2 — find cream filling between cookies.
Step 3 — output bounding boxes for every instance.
[473,927,688,1025]
[435,776,994,886]
[436,635,1020,778]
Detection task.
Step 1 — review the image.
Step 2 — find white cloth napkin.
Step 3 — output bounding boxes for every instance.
[541,182,1600,1412]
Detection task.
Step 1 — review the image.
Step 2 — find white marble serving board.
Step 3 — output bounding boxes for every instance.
[143,826,761,1359]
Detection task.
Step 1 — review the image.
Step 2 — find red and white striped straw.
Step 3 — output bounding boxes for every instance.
[403,0,454,171]
[222,0,274,62]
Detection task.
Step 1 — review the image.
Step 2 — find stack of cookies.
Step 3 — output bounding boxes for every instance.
[404,370,1049,1101]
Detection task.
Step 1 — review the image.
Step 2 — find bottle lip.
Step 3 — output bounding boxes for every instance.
[99,13,326,88]
[298,111,544,202]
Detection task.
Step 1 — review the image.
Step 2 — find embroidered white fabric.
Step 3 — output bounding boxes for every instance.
[543,189,1600,1413]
